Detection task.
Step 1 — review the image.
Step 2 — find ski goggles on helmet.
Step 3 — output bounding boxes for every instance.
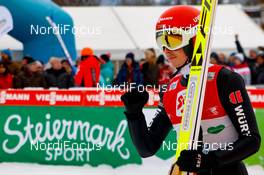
[156,26,197,51]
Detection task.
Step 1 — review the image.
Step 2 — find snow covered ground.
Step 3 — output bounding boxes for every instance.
[0,157,263,175]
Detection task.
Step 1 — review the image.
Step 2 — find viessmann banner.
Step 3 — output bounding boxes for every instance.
[0,89,263,168]
[0,89,263,107]
[0,106,177,167]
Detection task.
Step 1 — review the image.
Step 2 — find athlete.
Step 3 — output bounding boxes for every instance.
[121,6,261,175]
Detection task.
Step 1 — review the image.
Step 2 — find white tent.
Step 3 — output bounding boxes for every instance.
[113,5,264,54]
[1,5,264,60]
[0,35,22,50]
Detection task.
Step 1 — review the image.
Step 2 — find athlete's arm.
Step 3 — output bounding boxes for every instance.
[122,90,173,158]
[213,67,261,167]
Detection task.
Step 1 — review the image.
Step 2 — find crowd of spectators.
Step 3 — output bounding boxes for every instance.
[0,35,264,89]
[210,34,264,85]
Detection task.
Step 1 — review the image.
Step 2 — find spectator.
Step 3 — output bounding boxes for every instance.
[232,53,251,85]
[210,52,220,64]
[21,56,35,71]
[75,57,81,68]
[35,61,44,73]
[139,58,146,69]
[255,52,264,84]
[22,56,35,66]
[141,48,159,87]
[1,49,21,75]
[218,52,228,65]
[100,54,114,86]
[62,59,74,76]
[227,52,237,67]
[45,57,74,89]
[0,61,13,89]
[235,34,257,83]
[13,58,47,88]
[157,55,172,85]
[75,48,100,87]
[249,49,258,60]
[116,52,143,86]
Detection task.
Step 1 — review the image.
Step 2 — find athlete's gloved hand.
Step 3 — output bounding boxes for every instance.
[176,150,216,173]
[121,89,149,115]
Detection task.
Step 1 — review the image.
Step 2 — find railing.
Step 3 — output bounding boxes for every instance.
[0,87,263,108]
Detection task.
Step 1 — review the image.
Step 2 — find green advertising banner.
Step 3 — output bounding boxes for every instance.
[0,106,176,167]
[0,106,263,168]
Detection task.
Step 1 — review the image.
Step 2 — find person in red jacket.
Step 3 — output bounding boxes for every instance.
[75,48,100,87]
[0,61,13,89]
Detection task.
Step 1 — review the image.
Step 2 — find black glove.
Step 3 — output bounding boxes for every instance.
[176,150,216,173]
[121,89,149,115]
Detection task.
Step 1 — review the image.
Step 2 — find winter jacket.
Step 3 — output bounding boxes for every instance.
[117,63,143,86]
[256,65,264,84]
[3,61,21,76]
[100,61,114,86]
[13,69,47,89]
[0,73,13,89]
[75,56,100,87]
[45,68,74,89]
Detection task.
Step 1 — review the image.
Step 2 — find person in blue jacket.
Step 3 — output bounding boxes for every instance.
[117,52,143,86]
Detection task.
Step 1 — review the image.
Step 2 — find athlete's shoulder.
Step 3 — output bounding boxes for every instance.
[217,66,246,88]
[218,66,244,79]
[208,64,224,72]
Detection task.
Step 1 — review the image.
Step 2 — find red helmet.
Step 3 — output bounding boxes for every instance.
[156,5,200,51]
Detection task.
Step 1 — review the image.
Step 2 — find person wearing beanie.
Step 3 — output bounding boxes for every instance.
[81,47,93,58]
[1,49,12,61]
[234,53,244,63]
[210,52,220,65]
[116,52,143,86]
[1,49,20,75]
[100,54,114,86]
[22,56,35,65]
[75,47,100,87]
[61,59,75,76]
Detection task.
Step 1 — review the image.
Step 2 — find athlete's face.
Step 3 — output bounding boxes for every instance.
[163,48,188,68]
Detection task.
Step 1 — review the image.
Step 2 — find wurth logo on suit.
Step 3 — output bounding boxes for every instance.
[229,91,243,104]
[230,90,251,136]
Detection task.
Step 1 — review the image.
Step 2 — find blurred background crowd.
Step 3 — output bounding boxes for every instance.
[1,34,264,89]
